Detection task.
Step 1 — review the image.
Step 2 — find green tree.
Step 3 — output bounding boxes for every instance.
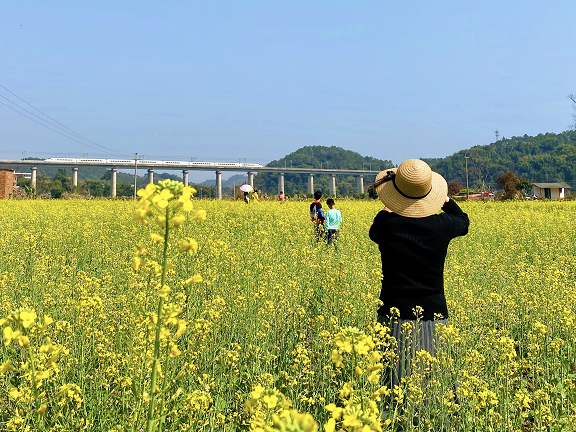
[116,182,135,197]
[35,174,53,195]
[54,168,72,192]
[84,179,106,197]
[50,180,64,199]
[517,178,532,195]
[17,176,30,188]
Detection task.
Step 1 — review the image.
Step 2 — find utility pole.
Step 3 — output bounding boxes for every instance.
[464,155,470,200]
[134,152,138,199]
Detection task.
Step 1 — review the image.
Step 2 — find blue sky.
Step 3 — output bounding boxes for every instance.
[2,1,575,182]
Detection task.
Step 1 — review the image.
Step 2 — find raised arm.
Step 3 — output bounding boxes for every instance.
[441,198,469,236]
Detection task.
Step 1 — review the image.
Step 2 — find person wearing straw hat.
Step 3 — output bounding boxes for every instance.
[368,159,469,411]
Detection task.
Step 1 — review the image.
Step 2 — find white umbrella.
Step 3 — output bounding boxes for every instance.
[239,184,253,192]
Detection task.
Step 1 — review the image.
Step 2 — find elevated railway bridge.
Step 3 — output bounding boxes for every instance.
[0,159,380,198]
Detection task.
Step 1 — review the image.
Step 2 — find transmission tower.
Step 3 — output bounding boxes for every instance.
[495,130,500,141]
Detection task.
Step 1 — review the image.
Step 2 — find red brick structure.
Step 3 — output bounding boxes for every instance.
[0,169,15,199]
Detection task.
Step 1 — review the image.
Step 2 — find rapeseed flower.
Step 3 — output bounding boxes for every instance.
[19,310,37,328]
[2,199,576,430]
[178,238,198,254]
[184,275,202,285]
[0,359,16,374]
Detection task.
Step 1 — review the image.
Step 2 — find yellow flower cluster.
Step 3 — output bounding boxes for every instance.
[324,326,392,431]
[135,179,195,221]
[0,308,82,430]
[245,385,319,432]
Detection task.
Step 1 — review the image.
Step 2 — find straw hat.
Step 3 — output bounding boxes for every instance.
[374,159,447,218]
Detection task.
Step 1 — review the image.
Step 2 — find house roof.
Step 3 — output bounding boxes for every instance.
[532,182,571,189]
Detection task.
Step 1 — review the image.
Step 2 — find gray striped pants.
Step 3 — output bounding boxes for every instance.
[377,316,448,387]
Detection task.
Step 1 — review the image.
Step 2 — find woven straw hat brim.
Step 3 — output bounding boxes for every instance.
[376,168,448,218]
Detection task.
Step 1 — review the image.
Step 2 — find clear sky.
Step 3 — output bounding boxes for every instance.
[2,1,575,182]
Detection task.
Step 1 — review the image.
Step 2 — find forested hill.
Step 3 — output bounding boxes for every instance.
[424,130,576,190]
[253,145,393,196]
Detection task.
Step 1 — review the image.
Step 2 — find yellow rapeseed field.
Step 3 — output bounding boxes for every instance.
[1,184,575,431]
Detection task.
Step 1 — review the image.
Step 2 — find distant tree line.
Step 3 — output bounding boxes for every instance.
[425,130,576,191]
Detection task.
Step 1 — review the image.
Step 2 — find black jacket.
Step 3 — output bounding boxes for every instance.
[369,199,469,320]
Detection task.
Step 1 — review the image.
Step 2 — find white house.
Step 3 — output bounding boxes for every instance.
[531,182,571,199]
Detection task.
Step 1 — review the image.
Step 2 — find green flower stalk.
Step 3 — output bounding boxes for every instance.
[132,180,204,432]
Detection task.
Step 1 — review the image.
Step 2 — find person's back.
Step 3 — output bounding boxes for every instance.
[324,198,342,247]
[324,208,342,230]
[310,191,325,241]
[369,199,468,319]
[310,198,324,222]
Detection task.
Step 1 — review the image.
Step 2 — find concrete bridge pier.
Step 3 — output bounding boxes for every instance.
[247,171,254,187]
[182,170,189,187]
[308,173,314,194]
[72,167,78,187]
[278,172,285,194]
[148,169,154,184]
[31,167,37,191]
[357,175,364,194]
[329,174,336,197]
[111,168,117,198]
[216,171,222,199]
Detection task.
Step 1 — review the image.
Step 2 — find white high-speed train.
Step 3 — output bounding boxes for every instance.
[44,158,263,168]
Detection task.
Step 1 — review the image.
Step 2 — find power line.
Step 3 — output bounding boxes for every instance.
[0,100,123,155]
[0,94,105,147]
[1,85,92,141]
[0,84,129,157]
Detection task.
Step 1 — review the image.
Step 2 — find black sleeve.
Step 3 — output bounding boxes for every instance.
[369,210,391,244]
[441,199,470,237]
[441,199,465,215]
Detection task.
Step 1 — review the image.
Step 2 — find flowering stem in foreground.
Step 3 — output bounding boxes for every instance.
[353,350,365,413]
[146,206,171,432]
